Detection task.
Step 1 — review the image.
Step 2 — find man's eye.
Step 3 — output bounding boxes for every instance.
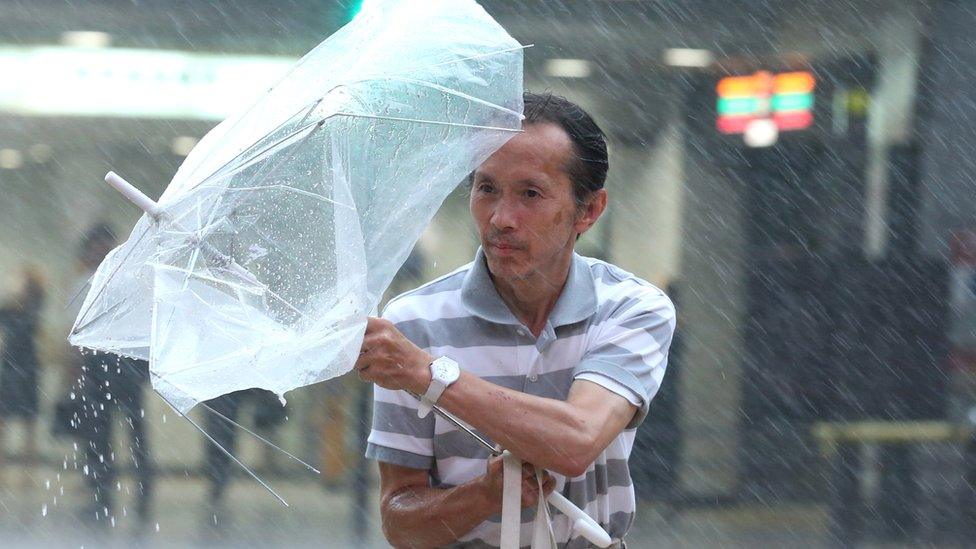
[525,189,540,198]
[477,184,494,193]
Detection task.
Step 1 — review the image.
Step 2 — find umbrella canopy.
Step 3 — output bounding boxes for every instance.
[69,0,523,413]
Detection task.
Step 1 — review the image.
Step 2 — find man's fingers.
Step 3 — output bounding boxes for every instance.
[365,316,390,333]
[541,474,556,495]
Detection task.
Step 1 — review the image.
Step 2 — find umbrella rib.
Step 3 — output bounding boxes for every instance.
[152,388,289,506]
[388,43,530,86]
[173,98,325,197]
[332,112,521,132]
[408,392,500,456]
[348,76,524,119]
[200,401,321,474]
[180,194,207,292]
[70,297,127,336]
[64,272,95,311]
[222,185,357,210]
[71,223,153,336]
[211,100,325,197]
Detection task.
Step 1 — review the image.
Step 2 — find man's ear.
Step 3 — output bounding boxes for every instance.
[574,189,608,236]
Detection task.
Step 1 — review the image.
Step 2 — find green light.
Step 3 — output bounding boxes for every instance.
[346,0,365,22]
[717,96,759,115]
[772,93,814,112]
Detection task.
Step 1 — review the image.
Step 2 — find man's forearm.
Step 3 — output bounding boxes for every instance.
[382,477,496,548]
[437,371,596,477]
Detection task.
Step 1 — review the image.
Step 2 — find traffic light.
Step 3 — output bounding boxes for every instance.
[716,71,815,135]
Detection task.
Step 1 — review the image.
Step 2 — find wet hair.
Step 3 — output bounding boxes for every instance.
[522,92,609,206]
[466,92,609,207]
[20,267,45,311]
[78,222,117,259]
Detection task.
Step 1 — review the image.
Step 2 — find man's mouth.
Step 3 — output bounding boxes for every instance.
[488,241,523,253]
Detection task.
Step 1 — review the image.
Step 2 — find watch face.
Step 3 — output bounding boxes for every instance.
[432,357,460,383]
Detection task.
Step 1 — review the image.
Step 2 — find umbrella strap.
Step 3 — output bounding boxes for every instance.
[500,451,557,549]
[531,470,558,548]
[500,451,522,548]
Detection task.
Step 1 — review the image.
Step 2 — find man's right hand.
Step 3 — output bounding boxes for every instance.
[480,454,556,509]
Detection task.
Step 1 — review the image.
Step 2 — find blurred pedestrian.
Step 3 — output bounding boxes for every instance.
[68,223,154,529]
[202,388,287,529]
[0,267,46,484]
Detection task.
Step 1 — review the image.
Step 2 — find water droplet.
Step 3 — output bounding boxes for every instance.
[41,504,47,516]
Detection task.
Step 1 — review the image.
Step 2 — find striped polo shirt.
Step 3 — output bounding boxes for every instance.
[366,248,675,548]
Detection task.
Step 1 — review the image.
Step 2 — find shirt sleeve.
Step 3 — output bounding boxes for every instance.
[575,372,643,406]
[364,302,436,470]
[573,289,676,429]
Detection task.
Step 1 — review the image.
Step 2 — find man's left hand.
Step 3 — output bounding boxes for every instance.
[356,317,433,394]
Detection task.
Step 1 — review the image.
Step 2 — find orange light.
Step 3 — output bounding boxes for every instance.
[717,75,760,97]
[717,71,777,98]
[774,71,815,94]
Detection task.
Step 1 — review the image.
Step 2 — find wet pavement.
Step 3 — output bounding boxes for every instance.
[0,460,838,548]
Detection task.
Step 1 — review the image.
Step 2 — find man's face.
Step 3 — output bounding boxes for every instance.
[470,122,603,284]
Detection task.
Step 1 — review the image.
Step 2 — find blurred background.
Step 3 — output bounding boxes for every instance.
[1,0,975,546]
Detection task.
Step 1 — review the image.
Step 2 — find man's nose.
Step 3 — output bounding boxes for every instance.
[490,196,519,231]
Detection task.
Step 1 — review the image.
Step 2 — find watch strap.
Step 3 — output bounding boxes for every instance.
[418,378,448,418]
[417,396,435,418]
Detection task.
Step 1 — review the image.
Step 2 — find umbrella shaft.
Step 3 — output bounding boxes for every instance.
[409,392,500,456]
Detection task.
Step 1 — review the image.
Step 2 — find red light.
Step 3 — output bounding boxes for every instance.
[717,115,755,134]
[773,111,813,131]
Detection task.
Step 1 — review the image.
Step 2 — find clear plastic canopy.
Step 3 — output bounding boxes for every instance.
[68,0,523,413]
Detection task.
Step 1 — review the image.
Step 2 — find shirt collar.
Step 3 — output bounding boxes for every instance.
[460,247,597,328]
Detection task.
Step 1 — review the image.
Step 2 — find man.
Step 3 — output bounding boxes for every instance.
[359,93,675,548]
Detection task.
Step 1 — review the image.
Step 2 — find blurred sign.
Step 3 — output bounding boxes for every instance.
[716,71,816,138]
[0,46,295,120]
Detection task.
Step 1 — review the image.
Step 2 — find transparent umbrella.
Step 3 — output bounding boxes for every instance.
[69,0,523,416]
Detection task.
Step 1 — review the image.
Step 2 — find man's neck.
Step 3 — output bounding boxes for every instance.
[490,251,573,337]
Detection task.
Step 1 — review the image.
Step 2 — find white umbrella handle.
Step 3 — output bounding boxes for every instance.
[424,400,613,547]
[545,491,613,548]
[105,171,161,216]
[102,171,268,292]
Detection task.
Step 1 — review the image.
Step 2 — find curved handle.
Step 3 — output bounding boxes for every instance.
[546,491,612,548]
[104,171,161,216]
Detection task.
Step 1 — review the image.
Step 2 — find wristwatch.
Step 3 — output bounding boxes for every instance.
[417,356,460,418]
